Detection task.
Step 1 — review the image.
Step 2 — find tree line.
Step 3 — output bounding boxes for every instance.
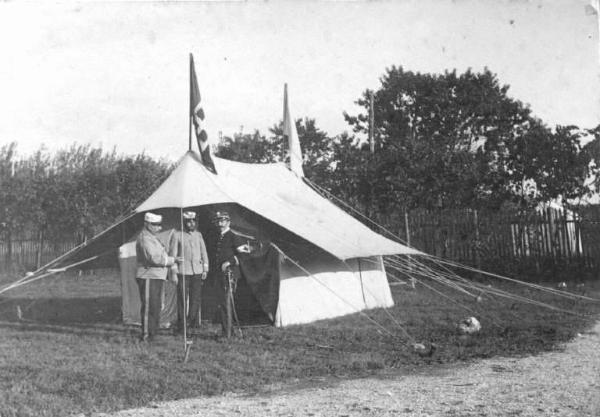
[218,67,600,217]
[2,66,600,249]
[0,143,172,244]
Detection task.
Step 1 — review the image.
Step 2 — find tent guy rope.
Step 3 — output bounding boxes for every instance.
[304,176,600,304]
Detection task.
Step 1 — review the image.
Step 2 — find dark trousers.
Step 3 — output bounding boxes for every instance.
[219,285,232,335]
[177,274,203,329]
[211,269,237,335]
[136,278,164,341]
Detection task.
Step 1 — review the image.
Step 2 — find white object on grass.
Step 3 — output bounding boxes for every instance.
[458,316,481,335]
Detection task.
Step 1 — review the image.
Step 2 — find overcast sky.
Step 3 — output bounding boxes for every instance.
[0,0,598,162]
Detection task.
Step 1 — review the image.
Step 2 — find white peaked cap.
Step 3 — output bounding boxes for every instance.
[144,212,162,223]
[183,211,196,219]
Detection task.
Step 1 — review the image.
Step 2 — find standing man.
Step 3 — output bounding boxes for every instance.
[206,211,249,336]
[136,212,177,342]
[169,210,209,333]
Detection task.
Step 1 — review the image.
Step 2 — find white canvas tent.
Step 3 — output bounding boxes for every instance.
[41,151,421,327]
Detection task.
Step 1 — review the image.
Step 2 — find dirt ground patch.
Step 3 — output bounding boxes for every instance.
[109,321,600,417]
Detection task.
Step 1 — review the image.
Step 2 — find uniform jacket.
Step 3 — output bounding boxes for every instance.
[207,229,245,272]
[169,229,209,275]
[136,228,174,280]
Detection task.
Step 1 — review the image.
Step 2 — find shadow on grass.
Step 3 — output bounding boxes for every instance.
[0,296,123,333]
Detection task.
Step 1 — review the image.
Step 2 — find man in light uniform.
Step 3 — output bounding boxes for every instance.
[169,210,209,333]
[136,212,177,342]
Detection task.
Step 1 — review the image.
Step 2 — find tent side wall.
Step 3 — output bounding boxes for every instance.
[120,237,394,328]
[275,255,394,327]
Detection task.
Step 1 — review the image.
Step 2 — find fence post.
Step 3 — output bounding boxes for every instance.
[574,210,582,263]
[36,229,44,270]
[5,229,12,272]
[404,209,415,289]
[473,209,482,280]
[535,210,541,274]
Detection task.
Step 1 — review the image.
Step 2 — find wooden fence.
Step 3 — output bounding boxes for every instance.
[0,235,79,274]
[379,205,600,278]
[3,205,600,278]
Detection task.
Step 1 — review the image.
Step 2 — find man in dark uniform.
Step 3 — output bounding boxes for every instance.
[205,211,249,336]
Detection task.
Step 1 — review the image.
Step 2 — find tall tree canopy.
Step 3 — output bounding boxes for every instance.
[341,66,592,212]
[215,118,332,184]
[579,124,600,201]
[215,130,278,164]
[0,143,172,242]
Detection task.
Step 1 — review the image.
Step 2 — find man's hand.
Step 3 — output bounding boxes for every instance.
[201,272,207,280]
[236,244,250,254]
[169,266,178,284]
[221,261,230,272]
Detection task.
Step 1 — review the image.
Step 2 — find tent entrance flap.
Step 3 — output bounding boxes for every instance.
[237,244,281,323]
[200,232,280,326]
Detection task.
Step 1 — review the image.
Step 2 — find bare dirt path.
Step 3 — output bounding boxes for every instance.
[110,322,600,417]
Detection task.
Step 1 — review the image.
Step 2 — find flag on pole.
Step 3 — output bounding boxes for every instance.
[190,53,216,174]
[282,83,304,177]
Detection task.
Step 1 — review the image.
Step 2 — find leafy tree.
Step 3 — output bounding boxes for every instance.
[580,124,600,201]
[215,130,279,163]
[0,143,18,226]
[342,66,592,212]
[17,149,54,236]
[505,125,591,206]
[215,118,334,185]
[268,118,333,183]
[112,154,173,219]
[1,144,172,243]
[0,143,21,248]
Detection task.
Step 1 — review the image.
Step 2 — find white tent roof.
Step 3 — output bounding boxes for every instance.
[136,151,421,260]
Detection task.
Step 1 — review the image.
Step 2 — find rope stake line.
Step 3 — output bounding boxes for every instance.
[29,212,138,277]
[0,253,105,296]
[306,177,600,305]
[427,256,600,303]
[383,256,594,318]
[384,261,505,329]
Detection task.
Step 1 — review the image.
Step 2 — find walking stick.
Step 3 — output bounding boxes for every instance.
[224,268,233,338]
[179,210,192,362]
[224,268,242,338]
[229,279,243,338]
[182,273,193,363]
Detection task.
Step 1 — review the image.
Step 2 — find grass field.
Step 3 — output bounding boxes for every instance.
[0,269,599,417]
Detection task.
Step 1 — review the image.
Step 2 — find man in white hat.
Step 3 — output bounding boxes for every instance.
[169,210,209,333]
[136,212,177,342]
